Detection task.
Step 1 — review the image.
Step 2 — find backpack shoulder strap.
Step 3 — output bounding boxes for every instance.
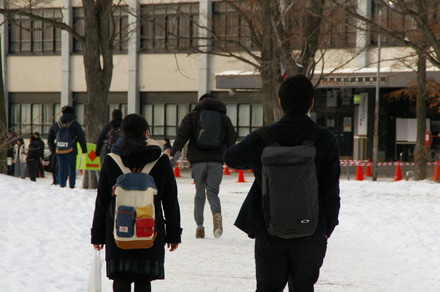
[57,120,73,128]
[109,153,163,174]
[303,126,326,146]
[140,154,163,174]
[108,153,131,174]
[254,126,278,146]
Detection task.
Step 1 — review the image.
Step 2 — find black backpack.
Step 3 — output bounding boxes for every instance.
[195,110,224,150]
[255,126,325,239]
[105,125,121,152]
[55,121,74,154]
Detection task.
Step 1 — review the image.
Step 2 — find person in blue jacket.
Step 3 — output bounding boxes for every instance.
[47,105,87,188]
[224,74,341,292]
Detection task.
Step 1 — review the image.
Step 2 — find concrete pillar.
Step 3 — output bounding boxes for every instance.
[0,14,9,125]
[356,0,372,68]
[127,0,140,114]
[61,0,72,107]
[198,0,212,99]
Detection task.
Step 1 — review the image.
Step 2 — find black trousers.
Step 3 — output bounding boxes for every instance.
[113,272,151,292]
[255,235,327,292]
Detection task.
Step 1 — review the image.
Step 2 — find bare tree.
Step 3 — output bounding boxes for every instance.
[333,0,440,179]
[0,0,126,186]
[196,0,358,124]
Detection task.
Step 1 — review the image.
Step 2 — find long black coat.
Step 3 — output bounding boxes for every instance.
[91,142,182,268]
[170,97,237,164]
[25,140,41,178]
[224,115,341,239]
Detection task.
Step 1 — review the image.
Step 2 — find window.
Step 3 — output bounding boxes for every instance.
[141,103,193,138]
[227,103,263,137]
[73,6,129,53]
[9,103,60,136]
[108,104,128,119]
[140,3,199,53]
[9,9,62,54]
[212,2,255,51]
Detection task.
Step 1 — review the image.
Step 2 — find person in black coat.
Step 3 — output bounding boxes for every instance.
[47,105,87,188]
[91,114,182,292]
[33,132,45,177]
[170,93,237,239]
[26,135,41,182]
[96,109,123,157]
[224,75,341,292]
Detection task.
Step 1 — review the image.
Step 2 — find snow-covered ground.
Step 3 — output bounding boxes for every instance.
[1,171,439,292]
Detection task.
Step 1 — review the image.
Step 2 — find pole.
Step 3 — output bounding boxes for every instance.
[372,8,382,181]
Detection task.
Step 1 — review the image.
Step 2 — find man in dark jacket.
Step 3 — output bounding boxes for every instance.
[33,132,45,177]
[48,105,87,189]
[224,75,341,292]
[95,108,123,157]
[170,93,237,239]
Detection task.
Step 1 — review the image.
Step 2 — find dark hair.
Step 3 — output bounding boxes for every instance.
[278,74,314,115]
[112,109,123,121]
[33,132,40,137]
[199,93,214,101]
[121,114,149,155]
[61,105,74,114]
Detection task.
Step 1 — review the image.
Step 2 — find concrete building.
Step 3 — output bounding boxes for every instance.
[1,0,439,161]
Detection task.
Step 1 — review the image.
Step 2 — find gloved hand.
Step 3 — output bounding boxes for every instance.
[169,151,181,167]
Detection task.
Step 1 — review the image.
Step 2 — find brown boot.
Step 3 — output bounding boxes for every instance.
[196,227,205,239]
[213,213,223,239]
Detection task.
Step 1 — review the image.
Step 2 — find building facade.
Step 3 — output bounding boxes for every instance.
[1,0,439,161]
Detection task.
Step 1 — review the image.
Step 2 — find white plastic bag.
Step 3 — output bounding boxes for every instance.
[88,250,103,292]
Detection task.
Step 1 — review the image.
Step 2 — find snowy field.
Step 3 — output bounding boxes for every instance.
[1,170,440,292]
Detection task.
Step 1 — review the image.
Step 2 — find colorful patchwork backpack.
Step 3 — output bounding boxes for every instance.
[108,153,161,249]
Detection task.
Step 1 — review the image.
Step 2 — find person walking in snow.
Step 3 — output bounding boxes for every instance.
[13,138,26,179]
[95,108,123,158]
[91,114,182,292]
[170,93,237,239]
[47,105,87,189]
[26,135,41,182]
[224,75,341,292]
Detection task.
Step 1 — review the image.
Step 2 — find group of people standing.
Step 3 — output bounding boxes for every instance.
[6,131,45,182]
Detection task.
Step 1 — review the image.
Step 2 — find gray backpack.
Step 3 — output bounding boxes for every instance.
[255,126,325,239]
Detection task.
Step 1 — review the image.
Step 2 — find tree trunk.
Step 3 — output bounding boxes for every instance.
[414,52,428,180]
[259,0,283,124]
[300,0,326,77]
[81,0,114,188]
[0,34,7,174]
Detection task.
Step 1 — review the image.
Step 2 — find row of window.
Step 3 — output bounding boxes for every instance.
[11,2,421,55]
[9,102,263,139]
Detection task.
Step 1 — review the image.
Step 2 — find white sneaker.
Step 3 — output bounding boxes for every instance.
[213,213,223,239]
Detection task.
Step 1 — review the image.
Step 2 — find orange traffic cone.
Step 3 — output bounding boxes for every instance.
[393,160,402,181]
[223,165,231,175]
[174,163,181,178]
[236,169,246,183]
[432,160,439,182]
[364,159,372,177]
[355,164,364,181]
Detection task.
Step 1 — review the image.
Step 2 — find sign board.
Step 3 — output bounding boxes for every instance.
[77,143,101,170]
[357,92,368,135]
[396,118,430,143]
